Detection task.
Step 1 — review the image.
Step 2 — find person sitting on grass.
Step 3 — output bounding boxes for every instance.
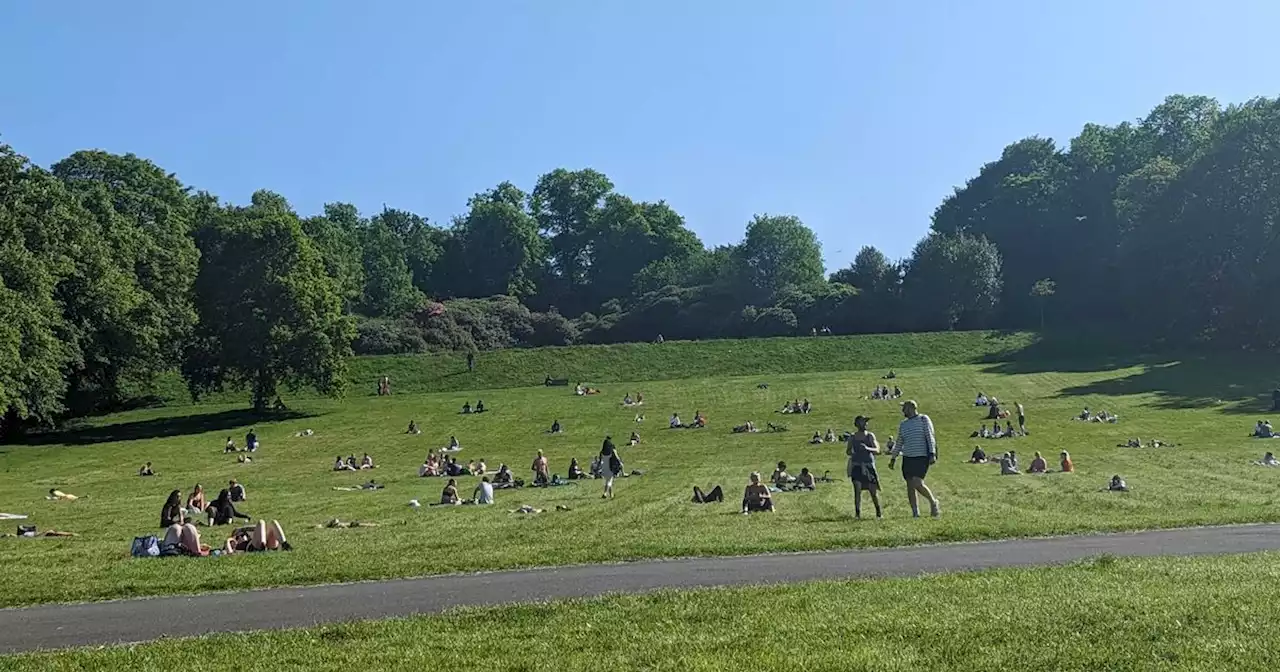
[801,400,812,414]
[1000,453,1020,475]
[546,419,563,435]
[442,456,465,477]
[360,454,375,470]
[228,479,247,502]
[893,386,902,399]
[475,400,485,413]
[532,450,550,486]
[407,420,421,435]
[448,436,461,451]
[623,393,634,406]
[472,477,495,505]
[161,490,185,528]
[225,520,292,554]
[691,485,724,503]
[493,464,521,488]
[208,489,251,526]
[692,411,707,428]
[976,392,989,407]
[465,460,478,475]
[1254,452,1280,466]
[741,472,774,514]
[461,402,472,414]
[771,461,795,487]
[1060,450,1074,473]
[139,462,156,477]
[187,485,207,517]
[440,479,461,505]
[568,458,587,480]
[1005,421,1017,437]
[1254,421,1275,439]
[1028,452,1048,474]
[1107,475,1128,492]
[475,459,488,476]
[824,428,837,443]
[969,446,987,464]
[795,467,816,490]
[629,431,640,446]
[344,455,358,470]
[670,413,683,429]
[419,458,435,478]
[224,437,238,453]
[809,431,824,445]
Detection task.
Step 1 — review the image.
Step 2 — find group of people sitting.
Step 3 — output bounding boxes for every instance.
[223,431,260,454]
[1118,438,1174,448]
[419,452,487,478]
[622,393,645,406]
[975,448,1072,475]
[1252,420,1276,438]
[574,383,602,396]
[869,384,901,400]
[460,400,486,414]
[1076,408,1119,423]
[768,461,826,491]
[437,477,495,505]
[669,411,707,429]
[154,482,283,557]
[809,429,841,444]
[779,399,812,414]
[333,454,376,471]
[970,422,1023,439]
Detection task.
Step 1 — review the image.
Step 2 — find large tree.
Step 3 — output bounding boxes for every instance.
[183,192,355,410]
[733,214,825,301]
[444,182,547,300]
[358,209,422,317]
[901,232,1003,331]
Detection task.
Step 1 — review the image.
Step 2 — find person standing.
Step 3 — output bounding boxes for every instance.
[846,415,883,519]
[600,436,621,499]
[1016,402,1027,435]
[467,352,476,372]
[888,400,940,518]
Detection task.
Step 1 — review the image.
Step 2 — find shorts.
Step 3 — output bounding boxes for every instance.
[850,463,880,489]
[901,456,931,481]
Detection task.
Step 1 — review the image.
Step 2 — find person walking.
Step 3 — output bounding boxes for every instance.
[888,400,940,518]
[600,436,621,499]
[467,352,476,372]
[1016,402,1027,435]
[846,415,883,519]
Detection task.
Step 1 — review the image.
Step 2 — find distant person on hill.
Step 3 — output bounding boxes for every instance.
[1254,421,1275,439]
[824,429,837,443]
[47,488,78,501]
[461,402,472,414]
[224,437,237,453]
[969,446,987,464]
[549,419,563,434]
[334,456,352,471]
[1060,451,1074,473]
[600,437,621,499]
[692,485,724,503]
[532,450,549,486]
[1255,452,1280,466]
[670,413,683,429]
[245,430,258,452]
[741,472,774,514]
[568,458,587,479]
[1107,475,1128,492]
[448,436,461,451]
[467,352,475,372]
[228,479,246,502]
[1028,452,1048,474]
[475,400,485,413]
[975,392,989,407]
[888,400,940,518]
[138,462,156,477]
[810,431,824,445]
[1016,402,1027,435]
[360,453,375,469]
[655,334,664,344]
[407,420,421,435]
[346,455,359,470]
[629,431,640,445]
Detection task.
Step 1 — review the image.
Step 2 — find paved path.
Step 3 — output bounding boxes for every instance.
[4,523,1280,654]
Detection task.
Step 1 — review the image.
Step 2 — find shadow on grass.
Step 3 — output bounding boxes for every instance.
[1050,358,1280,415]
[15,408,318,446]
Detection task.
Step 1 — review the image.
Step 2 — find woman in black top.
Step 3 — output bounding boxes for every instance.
[209,489,251,526]
[161,490,184,528]
[600,436,621,499]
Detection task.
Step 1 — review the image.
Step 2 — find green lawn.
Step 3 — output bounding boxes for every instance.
[3,345,1280,607]
[11,552,1280,671]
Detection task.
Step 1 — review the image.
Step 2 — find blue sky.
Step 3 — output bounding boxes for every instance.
[3,1,1278,268]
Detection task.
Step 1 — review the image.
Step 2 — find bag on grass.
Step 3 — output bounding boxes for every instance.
[131,535,160,557]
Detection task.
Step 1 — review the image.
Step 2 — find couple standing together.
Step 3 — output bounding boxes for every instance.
[846,400,940,519]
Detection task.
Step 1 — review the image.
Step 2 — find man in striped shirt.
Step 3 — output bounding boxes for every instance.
[888,399,940,518]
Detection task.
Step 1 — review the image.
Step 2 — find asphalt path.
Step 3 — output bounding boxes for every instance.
[3,523,1279,654]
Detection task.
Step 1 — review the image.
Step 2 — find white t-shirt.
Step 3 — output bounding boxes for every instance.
[475,481,494,504]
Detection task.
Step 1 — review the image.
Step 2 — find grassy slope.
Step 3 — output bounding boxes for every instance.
[12,553,1280,671]
[3,343,1280,607]
[139,330,1037,406]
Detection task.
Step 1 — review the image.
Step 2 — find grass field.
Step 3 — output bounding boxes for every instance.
[4,330,1280,608]
[10,552,1280,670]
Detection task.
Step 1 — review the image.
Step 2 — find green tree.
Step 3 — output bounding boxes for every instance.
[587,195,702,306]
[530,168,614,294]
[302,203,366,311]
[446,182,547,299]
[183,192,355,411]
[734,214,825,301]
[359,210,422,317]
[1030,278,1056,330]
[373,208,443,295]
[902,233,1003,330]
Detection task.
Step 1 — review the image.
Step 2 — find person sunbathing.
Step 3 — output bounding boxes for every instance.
[969,446,987,464]
[466,460,478,475]
[692,411,707,428]
[733,421,757,434]
[1028,452,1048,474]
[186,485,206,516]
[493,464,516,486]
[360,454,375,469]
[741,472,774,514]
[1107,475,1128,492]
[333,480,383,492]
[407,420,421,434]
[771,461,795,487]
[532,450,549,486]
[475,459,488,476]
[47,488,79,501]
[445,456,469,477]
[440,479,461,505]
[225,520,292,553]
[795,468,816,490]
[809,432,824,445]
[1060,450,1074,473]
[1255,452,1280,466]
[475,400,485,413]
[692,485,724,503]
[999,453,1020,475]
[670,413,683,428]
[461,402,472,414]
[160,521,209,556]
[629,431,640,446]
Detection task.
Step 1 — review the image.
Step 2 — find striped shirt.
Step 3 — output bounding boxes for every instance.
[895,414,937,458]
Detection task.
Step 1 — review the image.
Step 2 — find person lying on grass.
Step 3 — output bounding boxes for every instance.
[692,485,724,503]
[742,472,774,514]
[317,518,380,529]
[1254,452,1280,466]
[47,488,79,501]
[208,489,251,526]
[733,421,758,434]
[225,520,292,553]
[1028,452,1048,474]
[333,481,382,491]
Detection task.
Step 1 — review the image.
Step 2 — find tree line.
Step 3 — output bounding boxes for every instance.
[2,93,1276,430]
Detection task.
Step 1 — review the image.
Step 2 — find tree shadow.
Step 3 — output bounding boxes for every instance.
[1050,357,1280,415]
[13,408,318,446]
[979,329,1162,374]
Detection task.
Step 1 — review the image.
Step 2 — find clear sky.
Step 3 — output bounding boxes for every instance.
[3,1,1278,268]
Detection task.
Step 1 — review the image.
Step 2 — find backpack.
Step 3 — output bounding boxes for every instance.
[131,535,160,557]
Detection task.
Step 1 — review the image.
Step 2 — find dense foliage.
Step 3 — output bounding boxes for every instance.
[3,93,1279,428]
